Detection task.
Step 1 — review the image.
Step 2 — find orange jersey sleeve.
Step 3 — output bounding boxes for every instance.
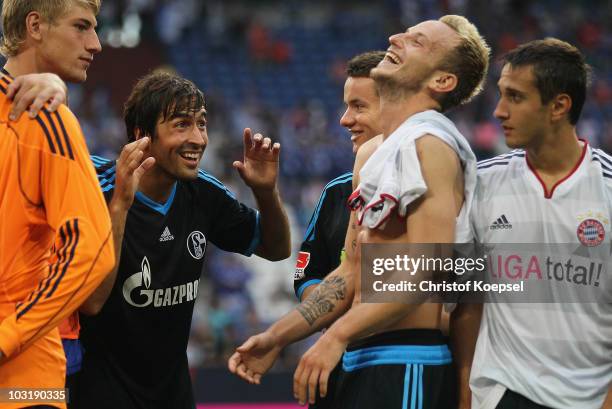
[0,73,115,360]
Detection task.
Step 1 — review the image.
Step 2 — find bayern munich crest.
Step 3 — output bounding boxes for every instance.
[577,219,605,247]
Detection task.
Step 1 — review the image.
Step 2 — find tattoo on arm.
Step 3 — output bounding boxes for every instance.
[296,276,346,326]
[351,239,356,251]
[350,222,357,250]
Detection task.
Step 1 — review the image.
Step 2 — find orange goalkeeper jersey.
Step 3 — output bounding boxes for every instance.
[0,70,115,400]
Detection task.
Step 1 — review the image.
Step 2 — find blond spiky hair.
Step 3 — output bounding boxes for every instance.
[436,15,491,111]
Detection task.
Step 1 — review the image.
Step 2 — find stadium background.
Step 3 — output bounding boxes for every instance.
[2,0,612,406]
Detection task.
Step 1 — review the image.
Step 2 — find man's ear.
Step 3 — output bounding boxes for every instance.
[25,11,44,41]
[550,93,572,123]
[134,128,143,141]
[428,72,458,94]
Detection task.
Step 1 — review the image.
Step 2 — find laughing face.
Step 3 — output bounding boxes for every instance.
[148,108,208,181]
[371,20,459,94]
[339,76,381,153]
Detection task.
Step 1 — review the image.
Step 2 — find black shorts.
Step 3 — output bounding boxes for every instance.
[318,329,456,409]
[496,390,553,409]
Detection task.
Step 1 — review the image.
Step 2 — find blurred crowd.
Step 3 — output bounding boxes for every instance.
[35,0,612,369]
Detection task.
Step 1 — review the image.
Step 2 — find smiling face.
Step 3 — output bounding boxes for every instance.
[339,76,381,153]
[494,64,550,149]
[371,20,459,94]
[148,108,208,181]
[37,5,101,82]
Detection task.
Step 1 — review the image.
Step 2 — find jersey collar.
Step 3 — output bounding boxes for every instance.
[135,182,177,215]
[525,138,588,199]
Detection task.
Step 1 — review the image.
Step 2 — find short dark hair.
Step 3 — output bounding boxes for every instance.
[123,71,205,142]
[346,51,386,78]
[503,38,590,125]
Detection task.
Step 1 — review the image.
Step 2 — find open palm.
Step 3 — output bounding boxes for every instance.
[233,128,280,191]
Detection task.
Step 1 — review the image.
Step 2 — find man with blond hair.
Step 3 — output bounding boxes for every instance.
[230,15,489,408]
[1,0,102,82]
[0,1,114,408]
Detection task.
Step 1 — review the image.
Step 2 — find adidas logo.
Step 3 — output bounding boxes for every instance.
[159,226,175,242]
[489,214,512,230]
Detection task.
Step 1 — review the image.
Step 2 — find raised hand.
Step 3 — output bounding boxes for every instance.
[228,331,282,385]
[111,137,156,210]
[232,128,280,192]
[7,73,67,120]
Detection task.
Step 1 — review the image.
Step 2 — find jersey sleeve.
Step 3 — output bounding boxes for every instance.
[91,155,116,203]
[203,174,260,256]
[471,167,495,244]
[0,106,115,359]
[294,193,334,300]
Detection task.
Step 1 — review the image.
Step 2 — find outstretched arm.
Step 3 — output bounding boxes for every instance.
[233,128,290,261]
[228,211,360,383]
[227,136,376,384]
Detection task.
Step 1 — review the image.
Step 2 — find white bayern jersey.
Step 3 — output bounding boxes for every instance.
[469,142,612,409]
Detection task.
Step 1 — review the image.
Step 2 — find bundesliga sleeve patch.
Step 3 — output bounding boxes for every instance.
[294,251,310,280]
